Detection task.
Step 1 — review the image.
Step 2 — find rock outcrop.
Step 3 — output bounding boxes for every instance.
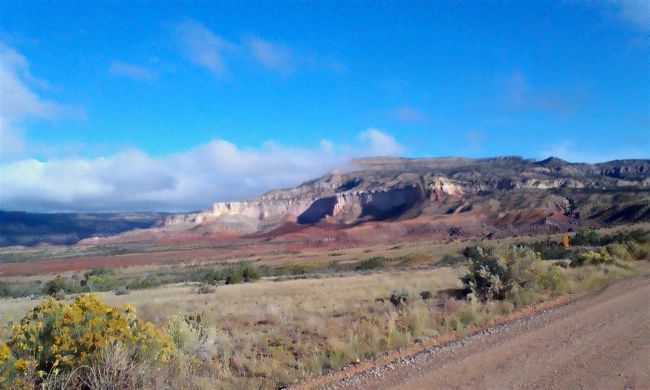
[165,156,650,235]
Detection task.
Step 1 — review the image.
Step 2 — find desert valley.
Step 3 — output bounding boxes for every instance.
[2,2,649,388]
[1,156,650,388]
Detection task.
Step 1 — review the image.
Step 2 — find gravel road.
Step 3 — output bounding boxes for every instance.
[322,272,650,390]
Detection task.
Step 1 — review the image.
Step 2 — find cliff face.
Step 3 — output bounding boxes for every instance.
[166,156,650,235]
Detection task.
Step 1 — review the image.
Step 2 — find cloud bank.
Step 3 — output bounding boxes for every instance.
[0,40,391,213]
[0,129,404,212]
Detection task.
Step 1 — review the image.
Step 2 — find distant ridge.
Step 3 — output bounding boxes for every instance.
[5,156,649,247]
[161,156,650,239]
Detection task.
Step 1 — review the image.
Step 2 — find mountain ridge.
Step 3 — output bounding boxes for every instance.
[162,156,650,238]
[3,156,649,247]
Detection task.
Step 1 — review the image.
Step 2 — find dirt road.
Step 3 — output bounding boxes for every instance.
[325,273,650,390]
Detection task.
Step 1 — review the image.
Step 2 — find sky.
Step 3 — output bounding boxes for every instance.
[0,1,648,212]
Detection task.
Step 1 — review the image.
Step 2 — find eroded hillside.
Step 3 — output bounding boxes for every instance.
[161,156,650,240]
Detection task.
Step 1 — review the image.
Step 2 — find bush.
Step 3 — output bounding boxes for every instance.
[42,276,74,296]
[128,274,165,290]
[570,227,602,246]
[528,241,575,260]
[625,241,650,260]
[461,246,540,302]
[605,243,633,261]
[570,250,614,267]
[355,257,387,271]
[241,264,261,281]
[536,264,568,295]
[462,245,494,262]
[53,289,66,301]
[389,289,409,307]
[438,254,466,266]
[2,294,173,388]
[82,268,119,292]
[0,342,29,389]
[0,281,12,298]
[224,264,261,285]
[114,286,130,296]
[165,315,220,360]
[571,227,650,247]
[225,272,243,285]
[196,284,216,294]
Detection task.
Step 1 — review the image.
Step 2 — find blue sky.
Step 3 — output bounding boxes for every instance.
[0,1,648,211]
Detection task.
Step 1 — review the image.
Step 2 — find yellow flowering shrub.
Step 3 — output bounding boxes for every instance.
[1,341,36,389]
[3,294,173,386]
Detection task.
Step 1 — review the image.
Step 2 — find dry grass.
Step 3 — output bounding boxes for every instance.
[1,267,462,388]
[2,262,643,388]
[3,225,648,389]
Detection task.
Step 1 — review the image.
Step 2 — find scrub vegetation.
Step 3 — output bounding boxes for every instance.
[1,228,648,389]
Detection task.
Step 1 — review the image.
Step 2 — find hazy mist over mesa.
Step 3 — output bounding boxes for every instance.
[1,2,648,212]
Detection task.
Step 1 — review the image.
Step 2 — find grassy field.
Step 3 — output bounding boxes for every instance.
[0,267,463,328]
[1,226,649,389]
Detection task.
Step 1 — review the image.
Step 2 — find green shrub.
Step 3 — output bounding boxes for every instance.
[42,276,74,296]
[241,264,261,281]
[570,250,614,267]
[0,281,11,298]
[528,241,575,260]
[128,274,165,290]
[225,272,243,285]
[389,289,409,307]
[53,289,66,301]
[626,241,650,260]
[165,315,220,361]
[570,226,602,246]
[355,257,387,271]
[224,263,261,284]
[81,268,119,291]
[438,254,466,266]
[461,246,540,302]
[113,286,130,296]
[536,264,568,295]
[571,227,650,247]
[462,245,494,262]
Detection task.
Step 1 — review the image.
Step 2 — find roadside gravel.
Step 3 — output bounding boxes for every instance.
[317,272,650,390]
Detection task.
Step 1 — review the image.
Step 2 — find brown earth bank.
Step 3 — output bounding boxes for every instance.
[308,272,650,390]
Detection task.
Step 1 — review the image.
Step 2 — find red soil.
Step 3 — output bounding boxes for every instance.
[2,210,576,277]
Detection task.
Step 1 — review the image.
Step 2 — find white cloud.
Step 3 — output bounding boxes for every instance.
[243,36,293,74]
[0,42,81,159]
[319,139,334,153]
[172,19,342,76]
[0,120,25,158]
[0,43,69,122]
[358,128,403,156]
[108,61,157,82]
[0,129,405,212]
[172,19,235,75]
